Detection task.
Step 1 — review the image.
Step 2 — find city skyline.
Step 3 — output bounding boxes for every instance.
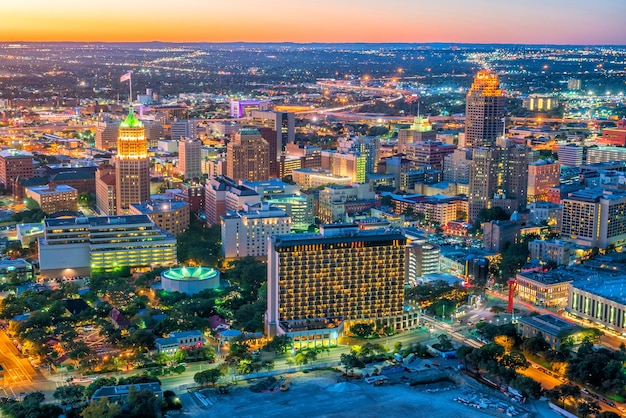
[2,0,626,44]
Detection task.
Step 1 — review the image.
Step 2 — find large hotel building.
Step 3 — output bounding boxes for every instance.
[266,225,415,347]
[38,215,176,277]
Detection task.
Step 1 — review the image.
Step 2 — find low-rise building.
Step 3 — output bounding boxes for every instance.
[518,314,577,350]
[91,382,162,403]
[0,259,35,283]
[568,275,626,333]
[515,270,573,307]
[155,330,206,355]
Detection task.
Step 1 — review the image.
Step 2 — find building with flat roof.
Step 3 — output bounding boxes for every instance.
[0,149,33,194]
[204,175,261,225]
[266,225,414,339]
[318,183,378,224]
[397,116,437,154]
[155,330,205,355]
[560,188,626,249]
[518,314,577,350]
[568,275,626,333]
[129,199,190,236]
[527,160,560,203]
[38,215,176,277]
[221,203,291,258]
[558,144,583,167]
[0,259,34,284]
[91,382,162,403]
[515,270,575,307]
[178,138,202,180]
[291,168,352,190]
[587,146,626,164]
[25,184,78,214]
[483,220,521,253]
[528,239,571,266]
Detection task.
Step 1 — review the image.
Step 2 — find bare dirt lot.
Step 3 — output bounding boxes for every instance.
[191,370,517,418]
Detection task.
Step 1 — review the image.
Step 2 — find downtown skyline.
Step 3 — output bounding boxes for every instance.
[2,0,626,44]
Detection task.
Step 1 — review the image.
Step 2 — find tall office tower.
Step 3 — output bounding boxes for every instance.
[266,225,409,338]
[337,136,381,174]
[178,138,202,180]
[204,175,261,225]
[443,148,472,184]
[250,111,295,177]
[527,160,560,203]
[95,118,119,150]
[397,116,437,154]
[560,188,626,249]
[0,149,33,194]
[403,141,456,170]
[468,145,529,221]
[465,70,505,149]
[321,151,367,183]
[115,108,150,214]
[558,144,584,167]
[170,120,196,141]
[226,128,270,182]
[95,164,117,215]
[143,120,164,148]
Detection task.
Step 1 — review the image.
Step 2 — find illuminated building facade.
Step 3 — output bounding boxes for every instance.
[522,94,558,111]
[178,138,202,180]
[226,128,270,182]
[560,188,626,249]
[95,165,117,215]
[599,119,626,146]
[527,160,560,203]
[203,175,261,225]
[397,116,437,154]
[403,141,455,170]
[38,215,176,277]
[568,276,626,333]
[95,118,119,150]
[514,271,572,308]
[291,168,352,190]
[25,184,78,214]
[464,70,505,149]
[129,199,190,236]
[528,239,571,266]
[115,108,150,214]
[321,151,367,183]
[266,225,411,339]
[558,144,583,167]
[587,146,626,164]
[221,203,291,258]
[337,136,381,174]
[0,149,33,194]
[318,184,378,224]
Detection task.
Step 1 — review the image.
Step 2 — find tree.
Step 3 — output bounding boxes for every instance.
[127,387,160,418]
[81,398,123,418]
[53,385,85,409]
[521,333,550,355]
[194,368,224,387]
[500,351,529,370]
[263,335,293,354]
[85,377,118,399]
[577,399,600,418]
[494,335,515,353]
[340,353,365,375]
[511,375,543,400]
[437,334,453,351]
[597,412,621,418]
[546,384,580,408]
[350,323,375,338]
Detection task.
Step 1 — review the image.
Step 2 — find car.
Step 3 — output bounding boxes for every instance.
[582,388,589,394]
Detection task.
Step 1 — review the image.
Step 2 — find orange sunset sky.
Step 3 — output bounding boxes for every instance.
[1,0,625,44]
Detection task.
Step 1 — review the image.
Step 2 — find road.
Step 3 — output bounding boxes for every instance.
[0,330,39,388]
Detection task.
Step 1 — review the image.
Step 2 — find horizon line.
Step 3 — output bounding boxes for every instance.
[1,40,625,47]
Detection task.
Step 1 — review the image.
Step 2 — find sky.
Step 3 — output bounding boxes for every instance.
[1,0,625,44]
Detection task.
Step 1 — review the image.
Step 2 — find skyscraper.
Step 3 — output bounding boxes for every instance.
[465,70,505,149]
[115,108,150,214]
[397,116,437,154]
[226,128,270,182]
[178,138,202,180]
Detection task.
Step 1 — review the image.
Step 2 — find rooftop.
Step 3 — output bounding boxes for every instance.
[518,314,576,335]
[0,149,33,158]
[573,275,626,304]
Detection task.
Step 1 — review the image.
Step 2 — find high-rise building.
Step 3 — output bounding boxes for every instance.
[0,149,33,194]
[558,144,583,167]
[226,128,270,182]
[403,141,455,170]
[559,188,626,249]
[337,136,381,174]
[266,225,411,338]
[397,116,437,154]
[203,175,261,225]
[250,110,295,177]
[95,118,119,150]
[443,149,472,184]
[464,70,505,149]
[95,164,116,216]
[468,146,530,221]
[170,120,197,141]
[221,203,291,258]
[321,151,366,183]
[527,160,560,203]
[178,138,202,180]
[115,108,150,214]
